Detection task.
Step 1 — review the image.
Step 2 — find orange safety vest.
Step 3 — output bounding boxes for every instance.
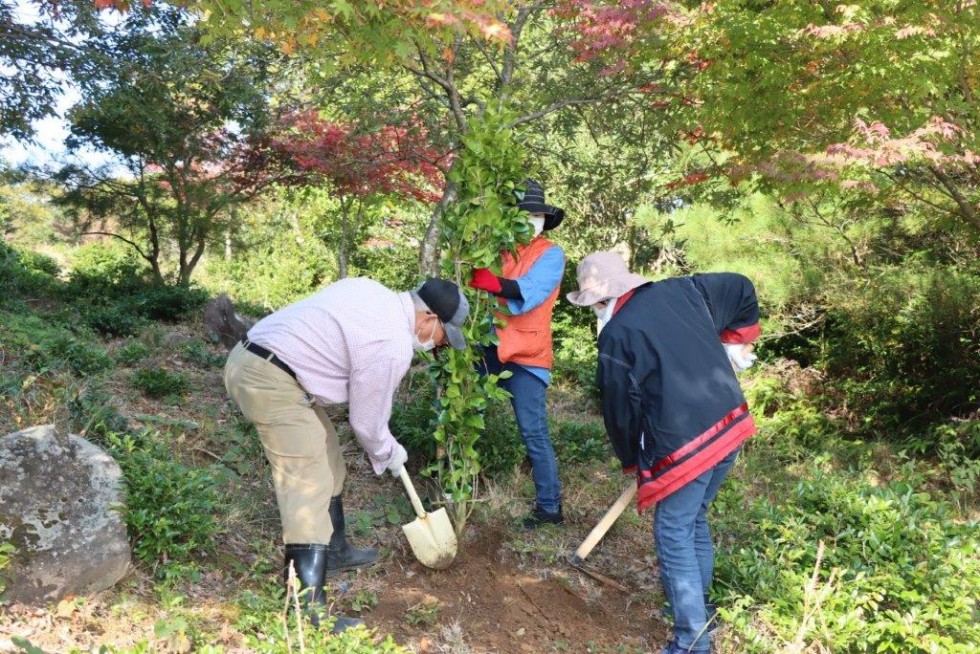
[496,236,562,369]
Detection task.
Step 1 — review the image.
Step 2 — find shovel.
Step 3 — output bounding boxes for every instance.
[567,482,637,592]
[398,467,458,569]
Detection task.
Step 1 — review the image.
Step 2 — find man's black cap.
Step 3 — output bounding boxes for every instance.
[415,278,469,350]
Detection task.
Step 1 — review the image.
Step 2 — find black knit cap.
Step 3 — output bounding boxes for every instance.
[517,179,565,230]
[415,278,469,350]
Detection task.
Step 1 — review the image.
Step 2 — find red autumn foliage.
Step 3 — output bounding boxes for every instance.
[269,111,446,204]
[553,0,674,69]
[665,170,710,191]
[92,0,152,10]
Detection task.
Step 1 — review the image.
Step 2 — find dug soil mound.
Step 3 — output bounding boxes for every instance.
[371,526,663,653]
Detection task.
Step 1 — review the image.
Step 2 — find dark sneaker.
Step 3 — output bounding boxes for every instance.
[522,505,564,529]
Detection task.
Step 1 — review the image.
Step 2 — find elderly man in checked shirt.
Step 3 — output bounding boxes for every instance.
[224,276,469,632]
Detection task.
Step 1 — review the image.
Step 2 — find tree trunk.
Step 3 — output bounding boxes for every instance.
[338,249,349,279]
[338,197,352,279]
[149,257,165,285]
[420,180,457,277]
[225,207,235,259]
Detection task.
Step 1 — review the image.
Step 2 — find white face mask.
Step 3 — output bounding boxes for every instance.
[723,343,757,372]
[529,215,546,238]
[412,319,437,352]
[593,299,617,333]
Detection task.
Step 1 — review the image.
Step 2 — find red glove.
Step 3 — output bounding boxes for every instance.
[469,268,503,294]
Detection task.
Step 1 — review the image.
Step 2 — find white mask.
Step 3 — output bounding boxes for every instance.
[723,343,757,371]
[412,320,437,352]
[594,299,617,333]
[529,216,546,238]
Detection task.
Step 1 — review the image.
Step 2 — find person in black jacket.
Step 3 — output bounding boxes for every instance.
[567,250,760,654]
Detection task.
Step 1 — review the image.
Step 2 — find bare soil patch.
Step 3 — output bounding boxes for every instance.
[369,525,662,653]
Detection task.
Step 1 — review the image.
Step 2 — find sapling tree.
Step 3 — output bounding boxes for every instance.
[428,105,532,536]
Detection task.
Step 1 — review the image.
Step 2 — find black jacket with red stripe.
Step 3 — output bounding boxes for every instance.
[596,273,760,512]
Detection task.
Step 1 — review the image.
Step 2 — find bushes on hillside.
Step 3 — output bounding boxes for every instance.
[67,241,147,294]
[714,471,979,653]
[1,311,111,376]
[0,241,60,298]
[132,367,189,399]
[61,242,209,335]
[102,431,222,581]
[817,265,980,441]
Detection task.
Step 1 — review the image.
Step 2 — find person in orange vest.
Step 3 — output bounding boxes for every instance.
[469,179,566,528]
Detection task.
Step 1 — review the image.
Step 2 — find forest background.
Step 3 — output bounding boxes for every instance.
[1,1,978,653]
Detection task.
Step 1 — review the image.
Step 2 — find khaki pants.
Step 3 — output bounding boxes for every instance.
[224,342,346,544]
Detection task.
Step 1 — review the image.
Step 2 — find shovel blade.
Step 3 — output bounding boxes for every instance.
[401,507,457,570]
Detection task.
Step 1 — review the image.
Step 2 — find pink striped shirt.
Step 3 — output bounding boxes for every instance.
[246,278,416,474]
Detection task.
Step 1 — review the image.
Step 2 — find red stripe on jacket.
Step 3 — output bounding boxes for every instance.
[636,411,756,512]
[647,404,749,476]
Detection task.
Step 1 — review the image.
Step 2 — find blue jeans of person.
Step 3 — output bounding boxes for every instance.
[480,347,562,513]
[655,447,741,653]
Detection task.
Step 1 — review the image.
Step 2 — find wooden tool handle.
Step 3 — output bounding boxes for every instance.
[399,467,428,519]
[570,483,637,565]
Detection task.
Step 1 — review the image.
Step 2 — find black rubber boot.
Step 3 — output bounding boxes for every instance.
[326,495,379,577]
[283,544,363,633]
[522,504,565,529]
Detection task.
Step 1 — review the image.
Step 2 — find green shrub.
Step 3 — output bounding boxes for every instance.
[204,233,332,310]
[132,367,188,399]
[80,302,145,338]
[45,334,112,375]
[551,418,609,464]
[713,471,980,653]
[0,241,59,298]
[133,284,209,322]
[114,340,151,366]
[179,339,226,368]
[934,419,980,494]
[104,431,222,579]
[234,587,409,654]
[16,249,60,277]
[816,266,980,440]
[66,241,147,296]
[209,413,264,478]
[1,311,111,376]
[552,317,599,400]
[67,388,130,440]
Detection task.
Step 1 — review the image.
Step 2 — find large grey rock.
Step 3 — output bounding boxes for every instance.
[203,293,256,350]
[0,425,131,604]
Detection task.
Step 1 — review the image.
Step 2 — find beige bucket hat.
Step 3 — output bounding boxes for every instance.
[566,250,650,307]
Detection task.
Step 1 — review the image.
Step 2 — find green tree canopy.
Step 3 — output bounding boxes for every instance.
[56,3,283,285]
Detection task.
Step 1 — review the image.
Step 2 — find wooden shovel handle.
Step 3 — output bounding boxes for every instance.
[570,482,637,565]
[399,467,428,519]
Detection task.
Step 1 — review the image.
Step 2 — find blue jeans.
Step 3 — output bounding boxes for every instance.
[481,347,562,513]
[655,447,740,653]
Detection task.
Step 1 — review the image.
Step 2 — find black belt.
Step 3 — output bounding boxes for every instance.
[241,339,297,380]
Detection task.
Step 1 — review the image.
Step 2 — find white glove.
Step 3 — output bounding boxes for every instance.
[724,343,757,372]
[386,442,408,478]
